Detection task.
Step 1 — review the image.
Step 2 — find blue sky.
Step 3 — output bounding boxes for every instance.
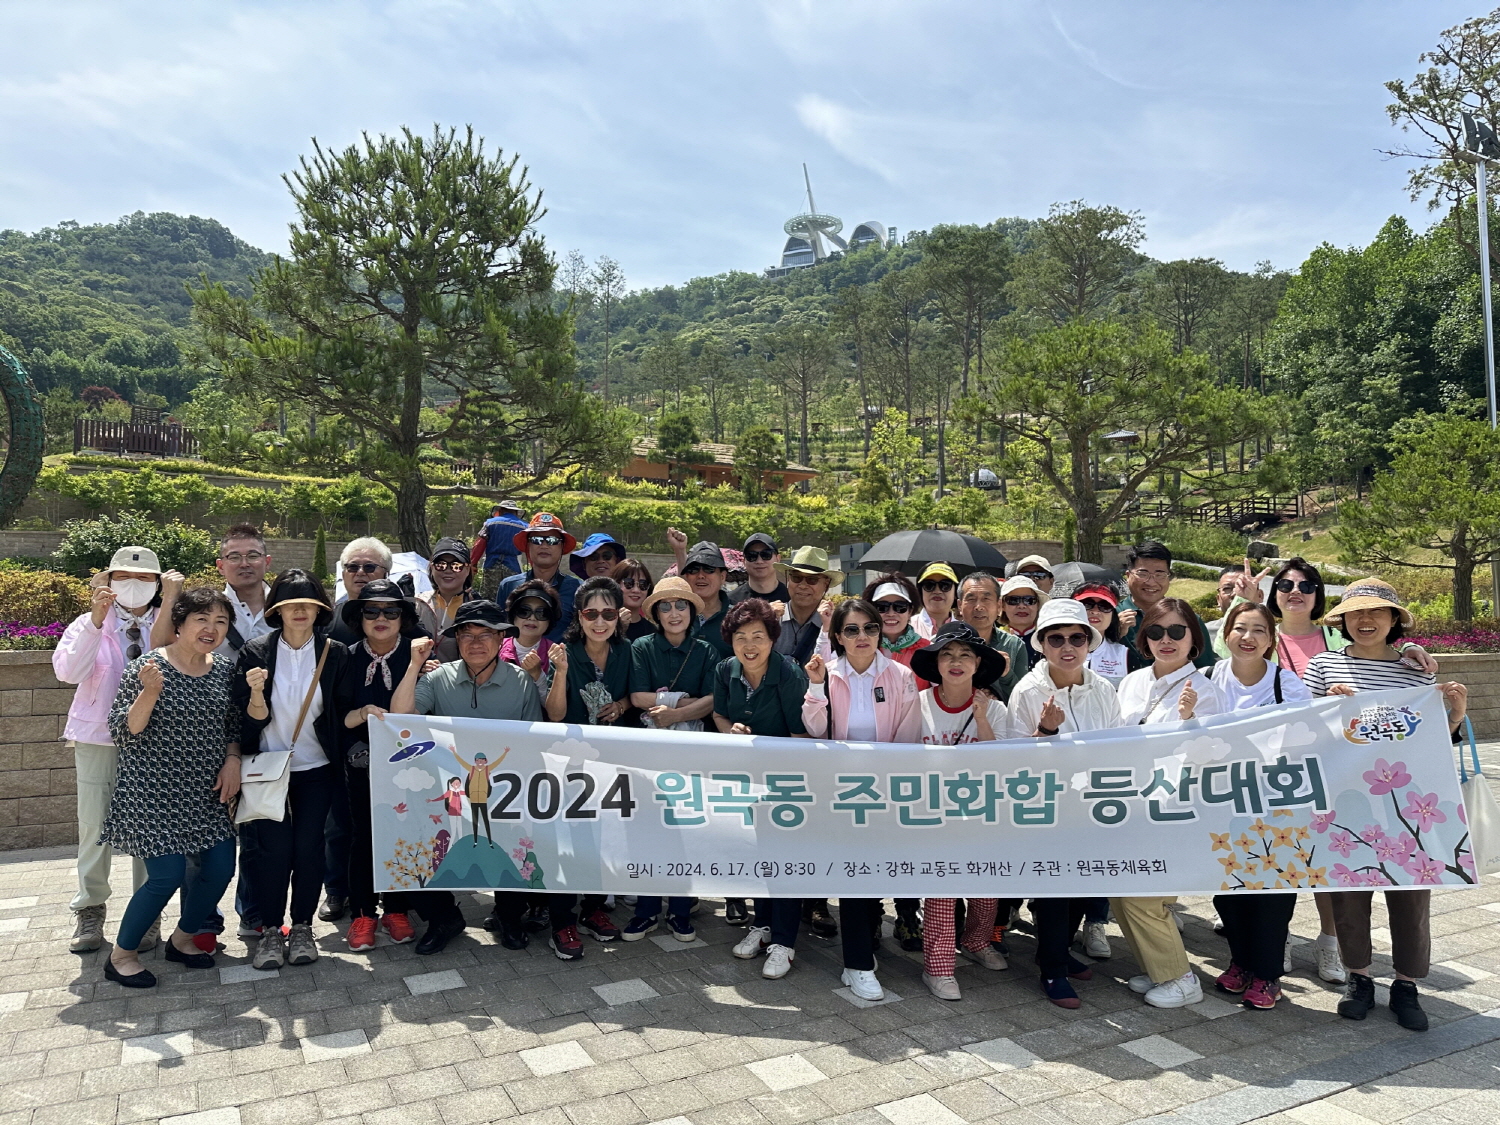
[0,1,1481,289]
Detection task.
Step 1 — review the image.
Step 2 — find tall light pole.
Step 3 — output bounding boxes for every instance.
[1461,112,1500,614]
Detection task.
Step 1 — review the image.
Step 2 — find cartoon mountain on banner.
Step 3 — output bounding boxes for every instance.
[427,836,546,890]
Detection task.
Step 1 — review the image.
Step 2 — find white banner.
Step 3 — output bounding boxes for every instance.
[370,687,1474,898]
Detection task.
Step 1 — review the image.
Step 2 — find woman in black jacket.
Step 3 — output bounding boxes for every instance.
[231,570,347,971]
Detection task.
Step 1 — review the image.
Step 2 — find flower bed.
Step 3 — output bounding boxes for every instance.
[1409,623,1500,654]
[0,621,65,652]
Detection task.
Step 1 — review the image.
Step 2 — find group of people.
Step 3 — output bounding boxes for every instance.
[54,514,1469,1034]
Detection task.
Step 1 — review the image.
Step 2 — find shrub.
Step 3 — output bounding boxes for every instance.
[1408,620,1500,653]
[0,622,67,652]
[1157,521,1245,568]
[0,570,89,627]
[0,556,67,573]
[54,512,217,578]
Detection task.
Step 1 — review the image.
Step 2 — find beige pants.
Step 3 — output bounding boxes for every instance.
[1110,896,1189,983]
[71,742,147,912]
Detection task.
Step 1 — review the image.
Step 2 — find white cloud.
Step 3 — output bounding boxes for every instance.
[1248,721,1320,763]
[392,767,436,792]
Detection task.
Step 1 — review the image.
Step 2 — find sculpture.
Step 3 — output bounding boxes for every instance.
[0,345,44,529]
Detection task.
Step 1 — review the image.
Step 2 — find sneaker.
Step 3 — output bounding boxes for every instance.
[1065,956,1093,981]
[481,907,506,932]
[622,895,638,907]
[253,930,286,970]
[1316,933,1347,984]
[579,910,621,942]
[724,899,749,927]
[1389,979,1429,1031]
[1042,976,1081,1009]
[138,917,162,951]
[1144,971,1203,1009]
[668,916,696,942]
[622,915,659,942]
[500,925,529,951]
[1216,964,1252,994]
[923,972,962,1001]
[1338,972,1375,1020]
[762,944,795,978]
[1284,936,1293,974]
[1210,910,1224,934]
[549,926,584,961]
[804,900,838,938]
[733,925,771,959]
[287,923,318,966]
[380,913,415,944]
[69,906,106,954]
[1243,977,1282,1010]
[237,919,264,940]
[894,911,922,952]
[522,905,551,933]
[1082,921,1111,959]
[347,916,378,952]
[1127,973,1154,994]
[840,967,883,1001]
[964,945,1008,971]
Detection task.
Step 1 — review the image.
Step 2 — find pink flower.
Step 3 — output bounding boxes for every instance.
[512,847,527,861]
[1401,791,1447,833]
[1361,824,1388,843]
[519,861,535,879]
[1364,759,1412,796]
[1373,834,1414,863]
[1403,852,1444,884]
[1360,869,1392,887]
[1330,863,1359,887]
[1461,851,1476,873]
[518,837,535,850]
[1328,830,1358,858]
[1310,811,1337,834]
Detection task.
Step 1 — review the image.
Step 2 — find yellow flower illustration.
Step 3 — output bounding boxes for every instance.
[1272,809,1294,818]
[1307,866,1329,887]
[1219,855,1242,873]
[1243,880,1266,890]
[1272,828,1295,849]
[1251,818,1269,834]
[1295,848,1312,865]
[1210,832,1231,852]
[1244,860,1259,874]
[1235,833,1254,850]
[1295,826,1310,841]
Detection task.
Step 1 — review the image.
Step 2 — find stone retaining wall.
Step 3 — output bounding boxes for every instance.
[1434,653,1500,741]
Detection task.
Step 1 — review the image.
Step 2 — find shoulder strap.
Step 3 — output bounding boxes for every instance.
[227,624,246,651]
[1273,666,1283,705]
[291,642,330,748]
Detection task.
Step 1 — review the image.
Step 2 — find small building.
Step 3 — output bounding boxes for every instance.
[622,439,817,491]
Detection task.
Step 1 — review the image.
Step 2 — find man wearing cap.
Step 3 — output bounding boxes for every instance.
[390,600,544,954]
[728,534,789,607]
[775,547,840,668]
[471,501,529,599]
[955,572,1028,702]
[496,513,581,644]
[1014,555,1055,595]
[416,536,482,662]
[999,575,1048,668]
[675,536,734,661]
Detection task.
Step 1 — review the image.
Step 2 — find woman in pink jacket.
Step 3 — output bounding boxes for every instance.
[801,597,920,1002]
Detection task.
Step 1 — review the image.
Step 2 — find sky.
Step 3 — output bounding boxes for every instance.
[0,1,1485,290]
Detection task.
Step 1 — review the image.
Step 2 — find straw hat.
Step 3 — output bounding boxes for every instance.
[1323,578,1415,630]
[641,576,703,618]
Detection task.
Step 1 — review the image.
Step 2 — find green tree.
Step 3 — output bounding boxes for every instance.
[656,410,700,489]
[734,425,784,504]
[760,322,836,469]
[870,407,925,497]
[193,125,628,554]
[1334,413,1500,621]
[853,456,896,504]
[1145,258,1230,352]
[1008,201,1145,324]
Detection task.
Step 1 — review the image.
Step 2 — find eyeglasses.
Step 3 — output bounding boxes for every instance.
[618,577,650,591]
[125,623,142,661]
[787,571,825,585]
[580,607,619,622]
[432,560,468,572]
[1003,595,1039,607]
[839,622,882,639]
[457,629,499,643]
[344,562,384,574]
[1079,599,1113,613]
[511,603,551,621]
[744,549,775,563]
[1144,623,1189,642]
[527,534,564,547]
[1275,578,1318,595]
[1128,568,1171,582]
[361,606,403,620]
[656,599,693,614]
[920,579,955,594]
[1043,631,1089,649]
[874,600,911,615]
[220,551,264,565]
[682,564,719,577]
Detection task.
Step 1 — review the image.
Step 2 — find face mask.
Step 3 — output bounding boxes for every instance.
[110,578,157,609]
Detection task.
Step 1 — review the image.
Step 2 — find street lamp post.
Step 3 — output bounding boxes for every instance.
[1461,112,1500,615]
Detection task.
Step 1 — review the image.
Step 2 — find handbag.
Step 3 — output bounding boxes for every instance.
[1459,716,1500,876]
[235,644,328,825]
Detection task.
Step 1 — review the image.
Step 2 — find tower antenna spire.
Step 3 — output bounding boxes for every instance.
[803,162,817,214]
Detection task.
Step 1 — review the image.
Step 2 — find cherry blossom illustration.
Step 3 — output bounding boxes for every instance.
[1319,758,1472,886]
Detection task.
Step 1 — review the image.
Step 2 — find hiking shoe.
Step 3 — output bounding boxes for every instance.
[1389,979,1429,1031]
[1338,972,1376,1020]
[550,926,584,961]
[894,911,922,952]
[762,944,795,978]
[724,898,749,926]
[347,916,378,952]
[840,967,883,1001]
[253,930,286,970]
[522,905,551,932]
[1042,976,1081,1009]
[1144,971,1203,1009]
[804,900,838,938]
[1216,963,1253,994]
[923,973,961,1001]
[733,925,771,959]
[1244,977,1282,1010]
[668,916,696,942]
[138,917,162,951]
[1316,933,1347,984]
[622,915,659,942]
[964,945,1008,971]
[579,910,620,942]
[1082,921,1111,959]
[380,913,415,944]
[69,906,105,954]
[287,923,318,966]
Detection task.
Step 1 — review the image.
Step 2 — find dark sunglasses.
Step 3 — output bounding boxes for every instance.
[1144,623,1189,642]
[618,577,650,591]
[1275,579,1318,595]
[1079,599,1114,613]
[920,579,955,594]
[839,621,882,638]
[527,534,565,547]
[511,603,551,621]
[1043,631,1089,649]
[787,571,825,585]
[873,600,911,615]
[591,550,621,563]
[1019,570,1051,581]
[361,606,403,621]
[431,559,468,572]
[655,599,693,614]
[744,549,775,563]
[1003,595,1039,607]
[344,562,383,574]
[682,564,718,577]
[580,607,619,622]
[125,623,142,661]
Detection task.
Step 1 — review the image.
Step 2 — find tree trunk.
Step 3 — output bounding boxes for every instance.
[396,467,430,556]
[1454,531,1475,623]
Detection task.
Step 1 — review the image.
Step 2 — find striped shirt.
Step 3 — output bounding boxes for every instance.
[1302,651,1434,697]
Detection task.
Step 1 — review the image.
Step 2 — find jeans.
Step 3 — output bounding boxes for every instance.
[1214,892,1296,981]
[1033,898,1088,980]
[242,765,336,928]
[346,767,409,920]
[235,831,261,926]
[70,742,147,912]
[117,838,235,952]
[1084,897,1109,925]
[753,899,801,948]
[323,773,352,899]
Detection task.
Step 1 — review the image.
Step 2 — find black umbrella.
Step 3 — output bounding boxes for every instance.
[1049,561,1122,597]
[856,530,1008,580]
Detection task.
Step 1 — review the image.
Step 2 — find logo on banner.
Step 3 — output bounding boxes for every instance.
[1343,705,1422,744]
[390,734,436,762]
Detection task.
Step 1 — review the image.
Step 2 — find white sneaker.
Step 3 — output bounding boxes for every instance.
[1144,970,1203,1009]
[841,967,884,1001]
[1211,911,1224,934]
[1127,973,1153,994]
[964,945,1008,971]
[1083,922,1111,959]
[1283,936,1293,974]
[733,925,771,959]
[1315,933,1346,984]
[923,972,962,1001]
[762,944,795,978]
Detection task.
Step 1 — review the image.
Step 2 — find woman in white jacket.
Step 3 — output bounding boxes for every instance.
[1007,600,1122,1008]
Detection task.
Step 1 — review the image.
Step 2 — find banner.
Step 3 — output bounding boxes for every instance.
[370,687,1474,898]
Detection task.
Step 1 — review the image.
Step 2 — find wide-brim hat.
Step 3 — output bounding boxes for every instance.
[107,546,162,575]
[512,511,577,554]
[1030,599,1102,653]
[1324,578,1415,630]
[570,532,627,578]
[440,599,516,637]
[775,545,845,587]
[339,578,420,631]
[267,569,334,629]
[910,620,1008,689]
[641,575,704,618]
[496,500,523,513]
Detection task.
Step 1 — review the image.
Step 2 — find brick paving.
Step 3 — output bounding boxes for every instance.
[5,755,1500,1125]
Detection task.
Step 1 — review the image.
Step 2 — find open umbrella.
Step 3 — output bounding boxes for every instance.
[856,529,1008,580]
[1048,560,1121,597]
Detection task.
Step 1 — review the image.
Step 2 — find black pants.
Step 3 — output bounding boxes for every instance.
[242,765,336,929]
[895,897,919,918]
[839,899,882,971]
[414,890,602,932]
[471,801,492,842]
[753,899,800,947]
[1033,898,1088,979]
[324,771,352,898]
[1214,892,1297,981]
[346,766,409,920]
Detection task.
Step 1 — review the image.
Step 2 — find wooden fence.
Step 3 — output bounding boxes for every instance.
[74,419,199,458]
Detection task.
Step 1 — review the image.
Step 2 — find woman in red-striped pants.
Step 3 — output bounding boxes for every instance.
[921,897,1005,1000]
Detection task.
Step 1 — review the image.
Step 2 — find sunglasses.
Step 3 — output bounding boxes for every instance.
[361,606,404,621]
[126,623,142,661]
[682,564,719,577]
[580,607,619,622]
[618,577,650,591]
[1275,578,1318,595]
[839,622,882,638]
[344,562,383,574]
[920,579,955,594]
[1144,623,1189,642]
[527,534,565,547]
[874,600,911,615]
[592,550,621,563]
[1079,599,1114,613]
[787,571,825,585]
[511,603,551,621]
[656,599,693,614]
[744,549,775,563]
[1020,570,1050,581]
[1043,631,1089,649]
[431,559,468,572]
[1003,595,1039,607]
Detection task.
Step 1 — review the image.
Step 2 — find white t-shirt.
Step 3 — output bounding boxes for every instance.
[264,637,328,771]
[1210,658,1311,712]
[1087,640,1131,686]
[918,687,1007,745]
[1117,663,1224,726]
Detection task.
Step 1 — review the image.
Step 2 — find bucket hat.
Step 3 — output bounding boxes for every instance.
[1030,599,1102,653]
[775,546,845,587]
[1323,578,1415,630]
[339,577,420,632]
[570,532,628,578]
[909,621,1008,689]
[641,575,704,619]
[440,599,516,638]
[512,512,577,554]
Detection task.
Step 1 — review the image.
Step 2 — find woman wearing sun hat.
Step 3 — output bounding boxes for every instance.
[1304,577,1468,1033]
[914,562,959,640]
[571,533,628,580]
[1072,583,1135,686]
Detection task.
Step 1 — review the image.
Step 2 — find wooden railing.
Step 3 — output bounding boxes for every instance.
[74,419,199,458]
[1130,494,1302,530]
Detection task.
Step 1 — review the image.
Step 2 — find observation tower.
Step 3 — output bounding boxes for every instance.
[770,165,891,276]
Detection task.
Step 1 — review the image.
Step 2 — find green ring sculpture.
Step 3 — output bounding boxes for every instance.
[0,345,44,529]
